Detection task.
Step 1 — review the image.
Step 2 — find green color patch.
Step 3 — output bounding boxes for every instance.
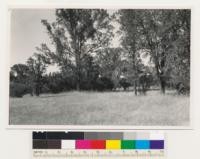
[121,140,135,149]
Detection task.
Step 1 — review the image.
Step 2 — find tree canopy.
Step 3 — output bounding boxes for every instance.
[118,9,190,93]
[10,9,190,97]
[38,9,113,90]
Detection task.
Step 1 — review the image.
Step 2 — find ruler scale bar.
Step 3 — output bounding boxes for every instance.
[33,149,165,157]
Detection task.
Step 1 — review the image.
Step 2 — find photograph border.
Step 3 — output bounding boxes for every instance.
[6,4,194,130]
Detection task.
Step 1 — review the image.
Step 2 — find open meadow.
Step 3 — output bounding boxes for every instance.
[9,90,190,126]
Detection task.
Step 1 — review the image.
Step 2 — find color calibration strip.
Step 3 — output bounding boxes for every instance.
[32,131,165,158]
[33,131,164,150]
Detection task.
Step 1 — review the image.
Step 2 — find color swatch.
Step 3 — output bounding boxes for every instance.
[33,131,164,150]
[121,140,135,149]
[106,140,121,149]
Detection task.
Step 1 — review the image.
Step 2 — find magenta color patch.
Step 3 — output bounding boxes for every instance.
[76,140,91,149]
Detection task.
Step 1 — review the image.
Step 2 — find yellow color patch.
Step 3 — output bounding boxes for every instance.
[106,140,121,149]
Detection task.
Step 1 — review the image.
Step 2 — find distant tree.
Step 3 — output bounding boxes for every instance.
[96,47,125,89]
[38,9,113,90]
[10,64,32,97]
[165,10,190,92]
[10,64,29,83]
[27,53,47,96]
[118,10,147,95]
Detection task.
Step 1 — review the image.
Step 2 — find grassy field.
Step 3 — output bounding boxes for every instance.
[9,90,190,126]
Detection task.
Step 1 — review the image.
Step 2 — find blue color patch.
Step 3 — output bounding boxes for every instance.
[135,140,150,149]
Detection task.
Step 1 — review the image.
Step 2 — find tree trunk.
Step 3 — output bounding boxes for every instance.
[74,35,83,91]
[134,80,137,95]
[75,49,81,91]
[35,83,40,96]
[76,82,80,91]
[155,65,166,94]
[142,83,146,95]
[76,66,81,91]
[160,76,166,94]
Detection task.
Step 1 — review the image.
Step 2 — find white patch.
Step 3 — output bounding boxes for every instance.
[46,64,60,74]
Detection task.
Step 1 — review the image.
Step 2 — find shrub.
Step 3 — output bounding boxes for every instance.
[10,82,30,97]
[46,73,75,93]
[80,80,93,90]
[48,83,62,93]
[94,77,114,91]
[119,78,131,90]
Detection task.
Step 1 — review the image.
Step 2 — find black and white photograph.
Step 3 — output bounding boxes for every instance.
[9,8,190,126]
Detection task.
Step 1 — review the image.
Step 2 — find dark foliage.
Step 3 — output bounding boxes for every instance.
[10,82,31,98]
[43,73,76,93]
[119,78,131,90]
[94,77,114,91]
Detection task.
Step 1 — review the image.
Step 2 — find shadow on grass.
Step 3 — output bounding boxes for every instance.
[39,94,68,98]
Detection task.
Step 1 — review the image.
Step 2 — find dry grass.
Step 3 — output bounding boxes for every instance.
[9,90,190,126]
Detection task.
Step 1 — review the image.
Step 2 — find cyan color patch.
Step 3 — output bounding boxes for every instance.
[135,140,150,149]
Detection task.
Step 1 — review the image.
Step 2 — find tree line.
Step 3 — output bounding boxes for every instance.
[10,9,190,97]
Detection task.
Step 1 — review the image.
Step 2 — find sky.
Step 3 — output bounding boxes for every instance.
[10,9,56,69]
